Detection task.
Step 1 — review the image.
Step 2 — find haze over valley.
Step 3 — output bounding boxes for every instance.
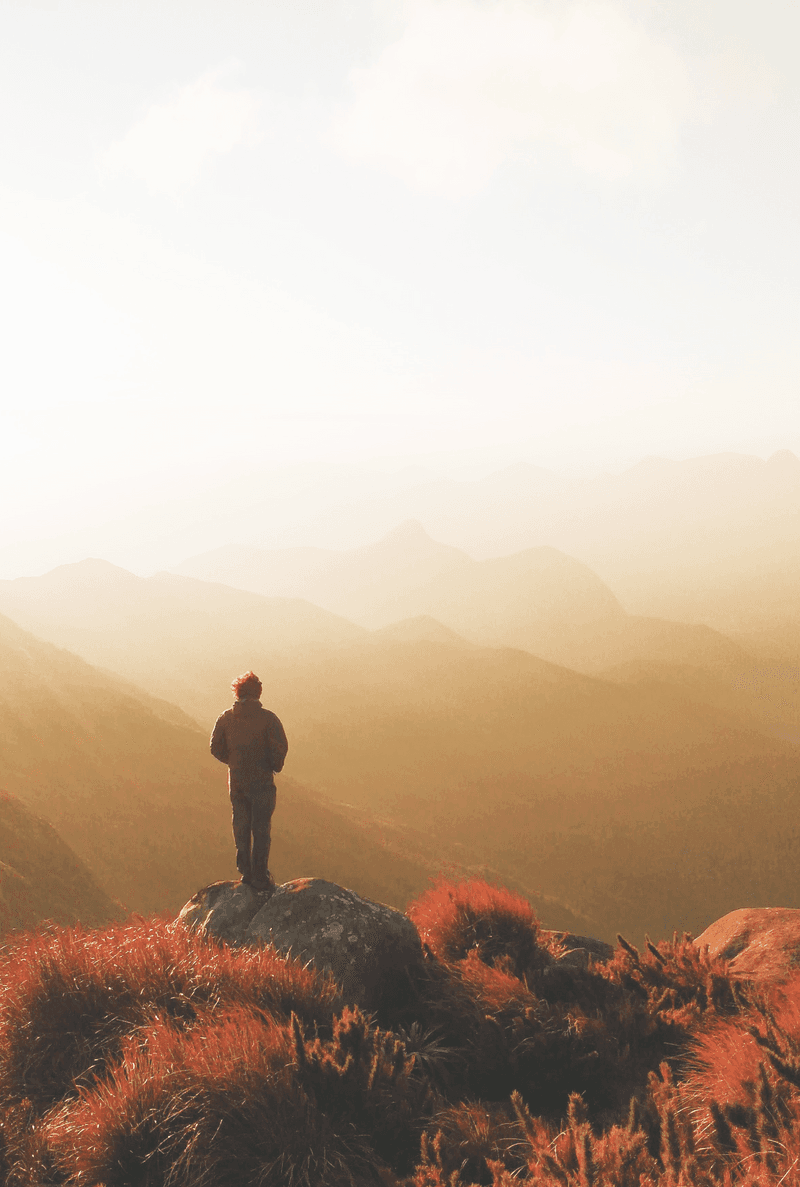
[1,448,798,944]
[10,451,800,653]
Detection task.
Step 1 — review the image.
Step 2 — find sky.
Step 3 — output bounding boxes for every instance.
[1,0,799,568]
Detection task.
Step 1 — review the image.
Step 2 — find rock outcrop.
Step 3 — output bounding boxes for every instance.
[542,930,614,970]
[178,877,425,1012]
[695,907,800,981]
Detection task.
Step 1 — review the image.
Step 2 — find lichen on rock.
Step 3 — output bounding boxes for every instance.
[177,877,425,1014]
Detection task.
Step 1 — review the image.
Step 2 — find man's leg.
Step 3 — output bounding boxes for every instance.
[230,791,253,880]
[250,786,276,886]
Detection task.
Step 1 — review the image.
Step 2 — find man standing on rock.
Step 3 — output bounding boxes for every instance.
[210,671,288,892]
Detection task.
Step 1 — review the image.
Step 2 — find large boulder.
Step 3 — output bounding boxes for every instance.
[177,877,425,1013]
[695,907,800,981]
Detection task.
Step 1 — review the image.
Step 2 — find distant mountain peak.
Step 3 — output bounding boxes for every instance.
[354,519,470,568]
[57,557,135,575]
[767,449,800,470]
[379,519,434,543]
[12,557,140,589]
[372,615,470,646]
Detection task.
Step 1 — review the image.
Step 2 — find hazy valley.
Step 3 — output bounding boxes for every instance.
[0,610,590,931]
[2,451,799,944]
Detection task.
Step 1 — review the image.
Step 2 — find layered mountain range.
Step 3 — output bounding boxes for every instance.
[10,449,796,640]
[1,541,794,781]
[3,449,798,940]
[1,520,799,941]
[172,520,754,674]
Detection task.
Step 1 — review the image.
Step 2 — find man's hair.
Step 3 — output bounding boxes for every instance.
[232,671,262,700]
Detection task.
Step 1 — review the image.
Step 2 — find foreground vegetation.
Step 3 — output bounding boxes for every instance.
[1,879,800,1185]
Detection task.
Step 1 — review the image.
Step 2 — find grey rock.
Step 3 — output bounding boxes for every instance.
[176,879,276,945]
[177,877,424,1013]
[541,929,615,970]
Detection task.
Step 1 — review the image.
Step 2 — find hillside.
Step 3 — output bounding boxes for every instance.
[561,451,800,634]
[371,615,471,646]
[0,612,588,929]
[373,545,749,672]
[419,754,800,942]
[4,595,799,939]
[272,778,590,936]
[1,542,762,696]
[598,657,800,744]
[614,542,800,645]
[170,521,562,622]
[0,790,123,934]
[0,576,779,822]
[2,567,800,940]
[1,553,792,826]
[377,541,623,637]
[185,639,793,811]
[173,449,799,572]
[0,609,235,914]
[171,522,799,740]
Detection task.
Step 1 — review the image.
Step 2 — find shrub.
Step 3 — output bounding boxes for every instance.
[681,973,800,1181]
[407,879,555,981]
[294,1005,435,1173]
[407,887,756,1123]
[47,1004,431,1187]
[416,1101,521,1186]
[48,1008,367,1187]
[604,933,741,1031]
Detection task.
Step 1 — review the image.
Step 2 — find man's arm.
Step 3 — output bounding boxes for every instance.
[209,716,229,764]
[266,713,288,773]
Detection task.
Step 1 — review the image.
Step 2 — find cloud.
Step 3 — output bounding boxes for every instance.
[102,63,261,197]
[332,0,695,195]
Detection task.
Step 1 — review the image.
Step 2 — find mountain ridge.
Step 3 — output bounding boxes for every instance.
[171,524,749,673]
[0,789,124,934]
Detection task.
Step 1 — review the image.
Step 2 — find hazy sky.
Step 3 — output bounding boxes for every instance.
[2,0,799,553]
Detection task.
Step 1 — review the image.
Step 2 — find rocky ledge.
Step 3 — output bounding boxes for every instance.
[177,877,425,1013]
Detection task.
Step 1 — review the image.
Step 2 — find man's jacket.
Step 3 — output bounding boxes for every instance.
[210,698,288,794]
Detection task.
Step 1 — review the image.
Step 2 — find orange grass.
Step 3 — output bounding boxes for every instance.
[3,880,800,1185]
[46,1007,372,1187]
[407,878,552,979]
[0,915,340,1115]
[45,1004,430,1187]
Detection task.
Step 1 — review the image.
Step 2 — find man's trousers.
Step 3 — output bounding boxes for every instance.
[230,783,276,885]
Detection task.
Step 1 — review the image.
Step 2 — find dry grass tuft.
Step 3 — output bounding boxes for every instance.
[0,916,340,1117]
[3,879,800,1185]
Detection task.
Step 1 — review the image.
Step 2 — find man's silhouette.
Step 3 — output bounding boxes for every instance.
[210,671,288,892]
